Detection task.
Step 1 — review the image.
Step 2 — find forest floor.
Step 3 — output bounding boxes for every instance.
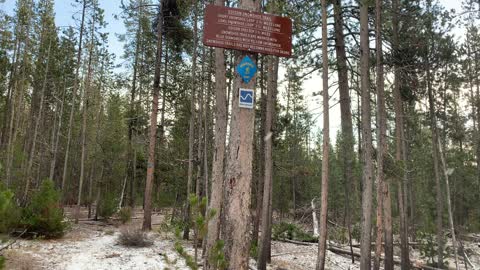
[1,208,479,270]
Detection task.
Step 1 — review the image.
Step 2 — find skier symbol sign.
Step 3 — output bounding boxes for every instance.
[236,56,257,84]
[239,88,254,109]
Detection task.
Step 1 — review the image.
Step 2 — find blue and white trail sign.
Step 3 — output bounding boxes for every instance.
[236,56,257,84]
[239,88,254,109]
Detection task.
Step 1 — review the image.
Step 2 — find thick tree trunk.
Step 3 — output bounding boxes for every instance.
[222,1,260,268]
[359,0,374,269]
[333,0,355,263]
[142,6,163,231]
[258,55,279,270]
[373,0,387,269]
[316,0,329,269]
[204,1,227,268]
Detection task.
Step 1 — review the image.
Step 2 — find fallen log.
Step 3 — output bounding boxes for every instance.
[271,251,313,257]
[0,229,27,252]
[351,241,422,248]
[281,239,316,246]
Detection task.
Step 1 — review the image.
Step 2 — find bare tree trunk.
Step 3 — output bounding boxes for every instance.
[333,0,355,262]
[204,0,227,266]
[359,0,374,269]
[258,55,279,270]
[373,1,387,268]
[49,75,66,182]
[75,17,95,223]
[62,0,87,201]
[383,178,394,270]
[195,46,206,198]
[253,56,266,246]
[142,6,163,231]
[438,139,460,270]
[392,0,410,267]
[183,0,199,239]
[426,2,444,265]
[127,0,143,208]
[316,0,329,269]
[87,164,95,219]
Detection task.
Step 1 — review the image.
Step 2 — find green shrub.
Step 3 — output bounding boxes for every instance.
[97,192,117,220]
[272,221,317,242]
[250,241,258,258]
[0,184,21,233]
[23,180,66,238]
[0,255,5,270]
[209,240,227,270]
[417,231,449,267]
[174,241,197,270]
[118,207,132,224]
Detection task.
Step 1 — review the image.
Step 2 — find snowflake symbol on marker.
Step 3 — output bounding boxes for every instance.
[236,56,257,84]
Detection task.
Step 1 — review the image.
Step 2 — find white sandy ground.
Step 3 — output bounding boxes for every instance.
[1,212,479,270]
[4,224,193,270]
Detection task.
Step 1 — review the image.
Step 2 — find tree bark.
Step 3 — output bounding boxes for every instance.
[183,0,199,239]
[333,0,355,263]
[437,139,460,270]
[222,1,260,268]
[204,1,227,268]
[258,55,279,270]
[75,16,96,224]
[316,0,329,269]
[142,5,163,231]
[373,0,387,269]
[127,0,143,208]
[392,0,410,268]
[49,74,66,182]
[359,0,374,269]
[253,55,266,246]
[426,1,444,265]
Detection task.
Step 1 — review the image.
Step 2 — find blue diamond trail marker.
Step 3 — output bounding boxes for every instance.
[236,56,257,84]
[239,88,254,109]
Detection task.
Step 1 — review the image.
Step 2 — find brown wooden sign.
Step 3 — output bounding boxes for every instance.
[203,4,292,57]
